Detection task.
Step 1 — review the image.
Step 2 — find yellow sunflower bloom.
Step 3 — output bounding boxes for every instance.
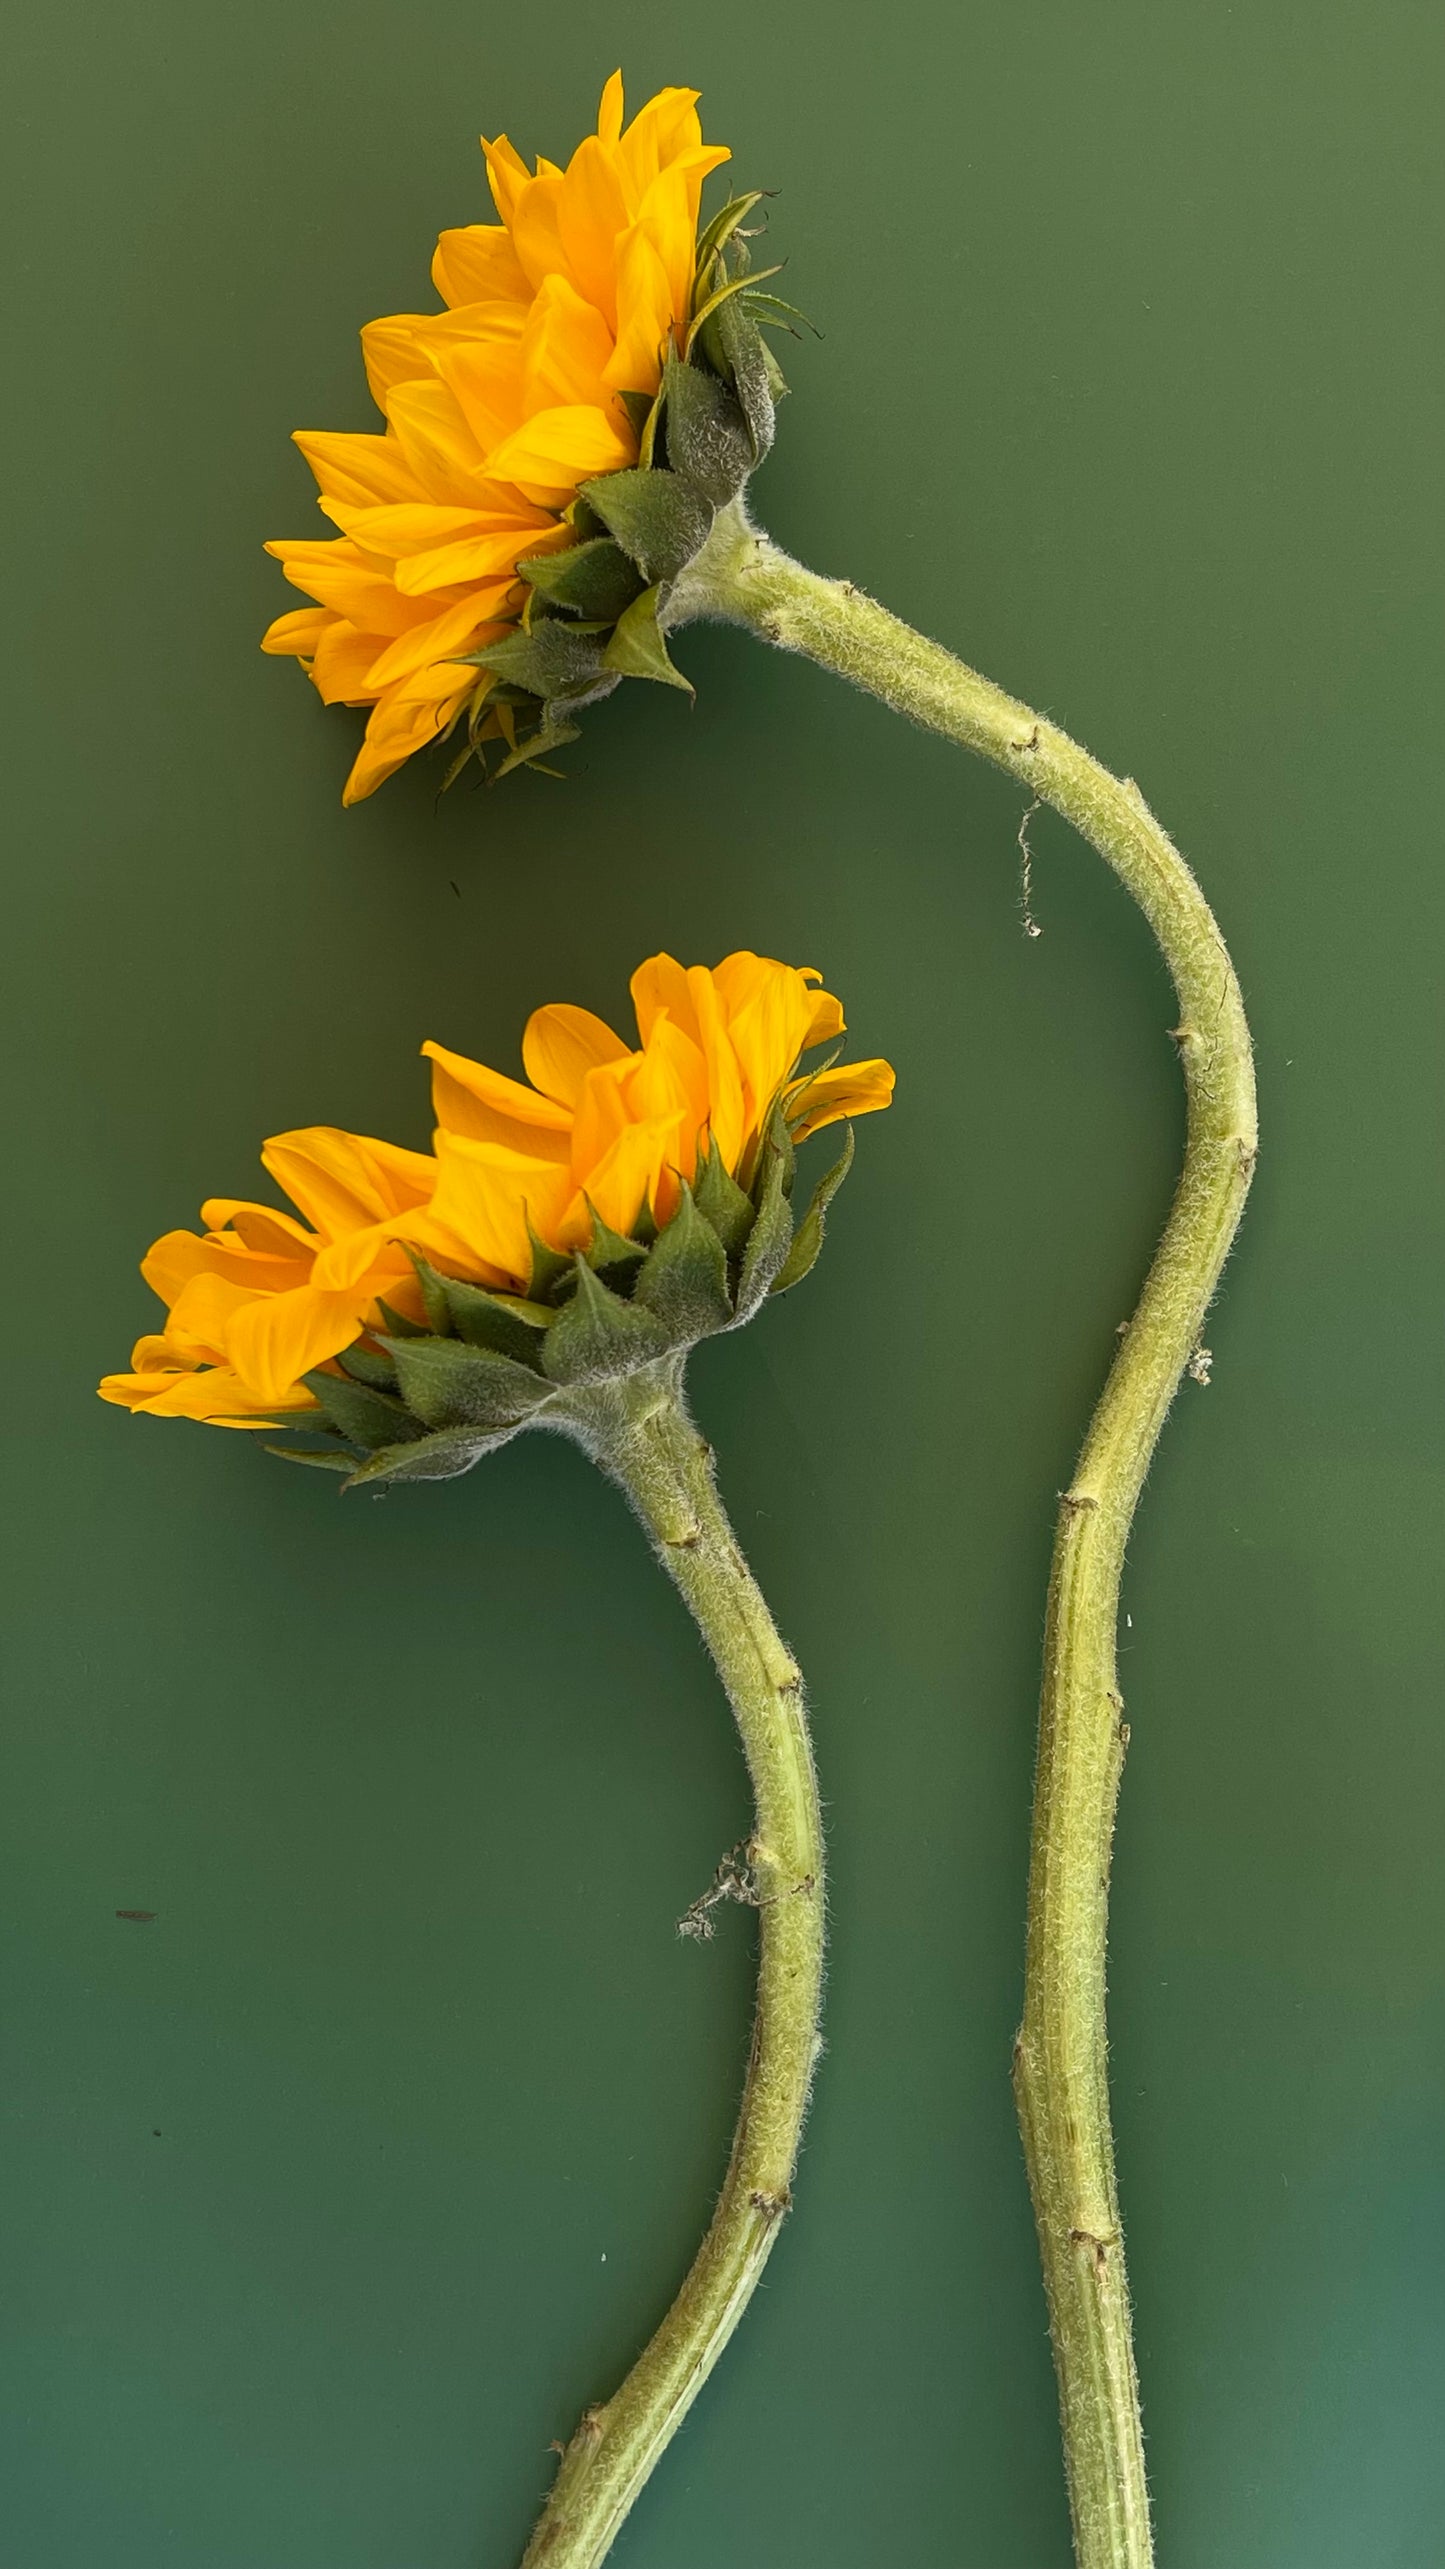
[262,72,730,805]
[100,954,894,1433]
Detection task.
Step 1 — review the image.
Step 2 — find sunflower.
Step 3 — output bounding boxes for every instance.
[99,953,894,1431]
[262,74,730,804]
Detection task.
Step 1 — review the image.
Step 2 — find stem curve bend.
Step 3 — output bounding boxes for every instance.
[518,1366,825,2569]
[672,503,1258,2569]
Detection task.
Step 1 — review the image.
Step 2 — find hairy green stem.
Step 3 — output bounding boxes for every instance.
[672,503,1258,2569]
[518,1362,824,2569]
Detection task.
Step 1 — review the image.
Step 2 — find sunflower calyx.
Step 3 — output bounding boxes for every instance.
[268,1106,855,1491]
[476,221,797,783]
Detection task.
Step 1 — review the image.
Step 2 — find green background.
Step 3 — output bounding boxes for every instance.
[4,4,1442,2562]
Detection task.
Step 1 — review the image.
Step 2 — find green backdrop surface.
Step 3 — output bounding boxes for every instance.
[4,5,1442,2563]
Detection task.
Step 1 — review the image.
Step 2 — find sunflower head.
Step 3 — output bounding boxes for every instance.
[100,954,894,1486]
[263,74,794,804]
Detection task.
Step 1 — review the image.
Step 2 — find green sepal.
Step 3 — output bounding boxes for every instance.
[603,586,693,693]
[759,336,790,403]
[305,1371,430,1451]
[744,290,813,335]
[685,261,785,357]
[566,493,608,542]
[380,1335,553,1434]
[659,355,754,503]
[375,1297,428,1339]
[335,1343,399,1392]
[540,1256,672,1385]
[264,1441,354,1473]
[491,714,582,781]
[408,1253,550,1365]
[615,389,653,438]
[420,1269,550,1366]
[735,1109,796,1318]
[632,1183,734,1340]
[768,1125,854,1295]
[580,467,715,584]
[438,736,478,796]
[344,1425,521,1489]
[693,1138,756,1260]
[699,292,776,462]
[582,1203,649,1285]
[518,537,643,625]
[692,192,769,297]
[406,1252,454,1336]
[471,622,619,709]
[489,1291,558,1328]
[527,1220,573,1301]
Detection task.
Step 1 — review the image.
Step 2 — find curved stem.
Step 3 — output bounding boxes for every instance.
[672,504,1258,2569]
[518,1362,824,2569]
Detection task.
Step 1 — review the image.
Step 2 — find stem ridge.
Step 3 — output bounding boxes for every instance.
[673,504,1258,2569]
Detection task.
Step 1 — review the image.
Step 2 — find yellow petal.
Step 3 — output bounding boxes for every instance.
[265,537,420,637]
[392,524,554,599]
[629,952,691,1045]
[260,1126,435,1239]
[164,1269,269,1360]
[292,429,423,508]
[394,656,501,703]
[485,403,632,501]
[578,1115,676,1238]
[362,594,497,691]
[98,1362,314,1425]
[128,1334,183,1373]
[520,1002,630,1107]
[384,378,494,504]
[556,135,629,325]
[630,1015,709,1161]
[338,681,469,804]
[432,222,531,309]
[324,502,495,559]
[685,965,747,1173]
[569,1054,634,1183]
[261,606,331,658]
[615,87,704,202]
[481,133,532,233]
[521,272,618,415]
[604,224,674,394]
[309,1221,419,1294]
[508,171,570,294]
[200,1201,316,1254]
[140,1225,311,1310]
[597,71,625,149]
[429,327,529,454]
[715,957,820,1146]
[634,162,698,355]
[311,618,385,706]
[804,985,846,1044]
[224,1284,367,1404]
[423,1037,573,1151]
[360,313,441,407]
[786,1059,897,1141]
[414,1131,573,1288]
